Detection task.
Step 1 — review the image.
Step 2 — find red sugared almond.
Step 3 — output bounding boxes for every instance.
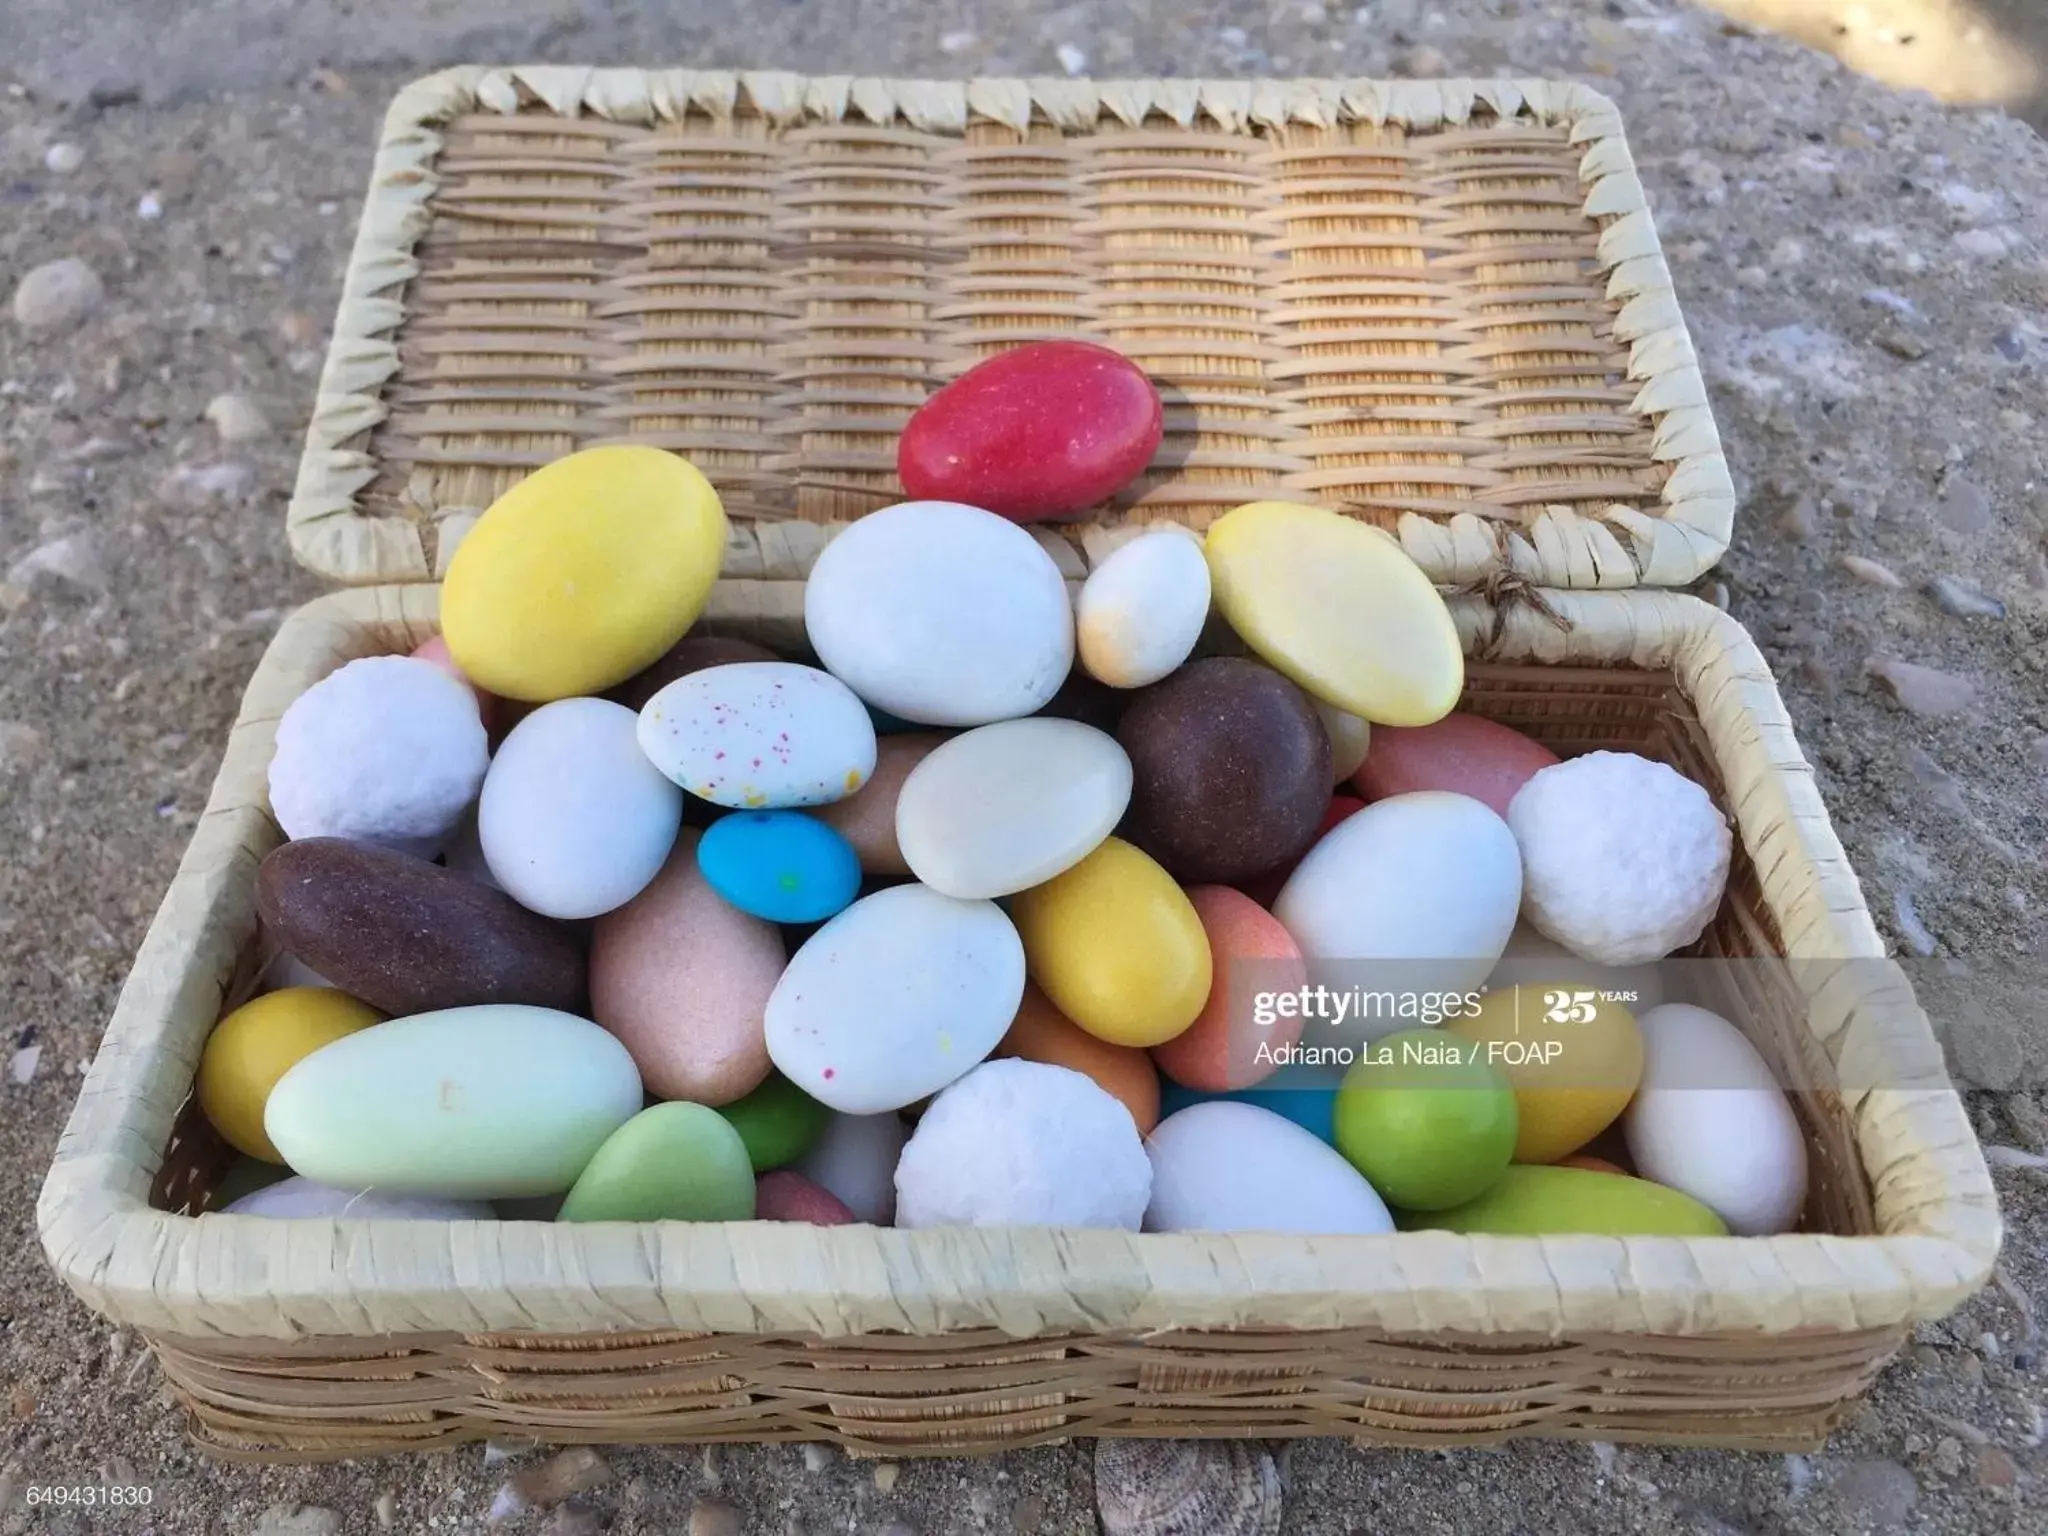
[897,341,1164,522]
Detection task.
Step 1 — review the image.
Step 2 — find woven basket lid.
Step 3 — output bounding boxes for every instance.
[288,67,1732,591]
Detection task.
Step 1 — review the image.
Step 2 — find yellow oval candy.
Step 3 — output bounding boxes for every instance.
[441,445,728,702]
[1445,982,1643,1164]
[1008,838,1212,1048]
[1399,1164,1727,1237]
[1204,501,1462,726]
[197,987,383,1163]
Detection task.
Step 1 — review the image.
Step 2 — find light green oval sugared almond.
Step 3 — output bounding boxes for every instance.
[1398,1164,1728,1237]
[558,1102,757,1223]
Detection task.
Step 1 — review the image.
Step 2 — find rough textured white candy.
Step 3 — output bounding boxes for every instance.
[1507,752,1732,967]
[223,1177,492,1220]
[804,500,1075,726]
[268,655,488,853]
[895,1059,1151,1230]
[1486,921,1667,1011]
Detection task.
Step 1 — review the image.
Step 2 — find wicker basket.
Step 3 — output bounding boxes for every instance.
[289,66,1731,590]
[38,69,1999,1461]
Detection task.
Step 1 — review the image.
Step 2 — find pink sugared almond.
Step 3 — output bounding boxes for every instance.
[1152,886,1307,1093]
[1353,713,1559,819]
[754,1169,857,1225]
[411,634,500,734]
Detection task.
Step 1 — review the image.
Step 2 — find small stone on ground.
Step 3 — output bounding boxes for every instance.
[0,722,45,771]
[1894,891,1939,956]
[687,1499,741,1536]
[545,1500,609,1536]
[1974,1445,2020,1488]
[1830,1458,1920,1531]
[249,1507,343,1536]
[205,392,271,443]
[1937,478,1995,534]
[1924,574,2005,618]
[10,257,103,331]
[511,1448,613,1509]
[1865,658,1978,717]
[6,534,108,596]
[1842,554,1905,587]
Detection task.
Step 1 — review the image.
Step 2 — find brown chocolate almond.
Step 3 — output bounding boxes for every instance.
[255,838,588,1017]
[1115,656,1331,884]
[605,633,779,713]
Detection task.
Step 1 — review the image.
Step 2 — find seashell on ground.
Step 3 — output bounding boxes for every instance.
[1095,1438,1282,1536]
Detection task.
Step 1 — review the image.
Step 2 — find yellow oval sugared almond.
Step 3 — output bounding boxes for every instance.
[1204,501,1463,726]
[1007,837,1212,1049]
[1445,983,1644,1165]
[197,987,383,1163]
[441,445,727,702]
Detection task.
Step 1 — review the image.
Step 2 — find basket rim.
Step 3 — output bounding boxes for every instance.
[287,66,1732,592]
[36,584,1999,1343]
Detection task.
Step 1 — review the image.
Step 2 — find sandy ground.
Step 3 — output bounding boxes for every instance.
[1709,0,2048,127]
[4,2,2048,1533]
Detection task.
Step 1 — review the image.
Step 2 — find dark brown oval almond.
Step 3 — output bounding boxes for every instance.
[255,837,589,1017]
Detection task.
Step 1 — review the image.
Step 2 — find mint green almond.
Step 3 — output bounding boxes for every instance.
[557,1102,757,1223]
[718,1073,831,1171]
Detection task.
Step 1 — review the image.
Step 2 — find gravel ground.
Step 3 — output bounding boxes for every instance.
[1714,0,2048,131]
[4,3,2048,1533]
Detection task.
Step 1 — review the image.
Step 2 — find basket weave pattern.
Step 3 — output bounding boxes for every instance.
[291,69,1732,589]
[145,1323,1905,1461]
